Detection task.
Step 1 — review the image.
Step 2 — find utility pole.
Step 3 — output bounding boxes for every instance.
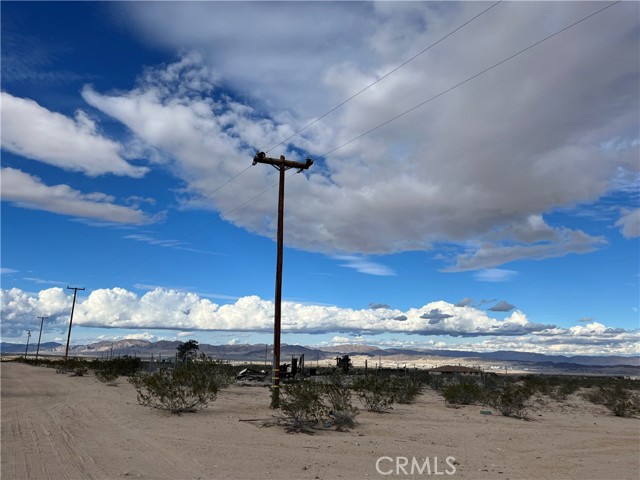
[65,286,85,360]
[24,330,31,358]
[35,316,48,361]
[252,152,313,408]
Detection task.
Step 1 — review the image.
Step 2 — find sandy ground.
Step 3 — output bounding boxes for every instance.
[2,362,638,480]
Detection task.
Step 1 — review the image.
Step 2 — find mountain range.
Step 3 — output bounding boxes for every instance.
[2,340,638,370]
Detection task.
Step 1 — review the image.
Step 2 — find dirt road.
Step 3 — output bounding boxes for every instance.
[2,362,638,479]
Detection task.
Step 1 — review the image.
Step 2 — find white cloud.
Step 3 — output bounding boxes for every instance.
[334,255,396,276]
[444,229,607,272]
[474,269,518,283]
[81,2,638,269]
[0,287,71,336]
[615,208,640,238]
[1,167,154,225]
[124,332,158,342]
[23,277,66,286]
[0,92,148,177]
[3,287,639,356]
[1,268,18,275]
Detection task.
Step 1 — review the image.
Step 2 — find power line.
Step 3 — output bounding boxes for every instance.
[261,0,503,153]
[65,286,85,360]
[251,153,314,408]
[35,316,48,361]
[320,1,621,158]
[96,163,255,277]
[103,2,619,278]
[108,170,303,280]
[97,1,502,277]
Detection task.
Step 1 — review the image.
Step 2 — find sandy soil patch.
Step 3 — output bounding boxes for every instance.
[2,362,638,479]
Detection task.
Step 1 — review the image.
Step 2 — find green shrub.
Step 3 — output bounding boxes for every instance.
[351,374,396,412]
[280,381,328,430]
[94,356,141,376]
[442,382,486,406]
[392,376,424,404]
[95,365,119,385]
[129,360,233,414]
[489,383,531,418]
[55,358,90,375]
[323,373,359,430]
[583,385,639,418]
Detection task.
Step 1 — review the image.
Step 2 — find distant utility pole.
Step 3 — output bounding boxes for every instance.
[252,152,313,408]
[24,330,31,358]
[35,316,48,361]
[65,286,85,360]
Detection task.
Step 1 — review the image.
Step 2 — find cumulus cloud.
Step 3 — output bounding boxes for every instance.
[3,287,638,355]
[1,168,155,225]
[0,287,72,336]
[80,1,638,269]
[0,92,148,177]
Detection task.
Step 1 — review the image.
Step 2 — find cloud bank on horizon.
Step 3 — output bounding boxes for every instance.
[1,2,638,270]
[2,287,638,356]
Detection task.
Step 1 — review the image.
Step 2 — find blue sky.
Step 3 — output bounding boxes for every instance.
[1,1,638,356]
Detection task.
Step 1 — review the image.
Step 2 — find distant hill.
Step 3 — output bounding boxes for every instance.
[1,342,63,354]
[2,340,638,370]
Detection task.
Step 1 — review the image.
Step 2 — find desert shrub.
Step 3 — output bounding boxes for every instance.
[428,375,446,391]
[96,356,141,376]
[392,376,424,404]
[55,358,90,375]
[489,383,531,418]
[129,360,233,414]
[583,385,639,418]
[72,365,89,376]
[280,381,328,430]
[323,373,359,430]
[279,374,358,432]
[351,374,397,412]
[94,364,119,385]
[442,382,486,406]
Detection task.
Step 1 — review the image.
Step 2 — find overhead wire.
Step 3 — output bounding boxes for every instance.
[102,2,505,277]
[97,163,255,273]
[109,170,303,280]
[260,0,503,154]
[319,0,621,158]
[106,1,620,278]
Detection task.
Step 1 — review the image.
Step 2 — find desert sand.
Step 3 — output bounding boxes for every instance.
[2,362,638,480]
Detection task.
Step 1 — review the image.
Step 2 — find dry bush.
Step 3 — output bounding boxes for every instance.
[582,385,639,418]
[323,373,359,430]
[351,374,397,412]
[280,381,328,431]
[489,383,531,418]
[129,360,233,414]
[442,382,485,406]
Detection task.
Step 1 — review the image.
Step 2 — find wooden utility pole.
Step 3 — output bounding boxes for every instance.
[24,330,31,358]
[65,286,85,360]
[252,152,313,408]
[35,316,48,361]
